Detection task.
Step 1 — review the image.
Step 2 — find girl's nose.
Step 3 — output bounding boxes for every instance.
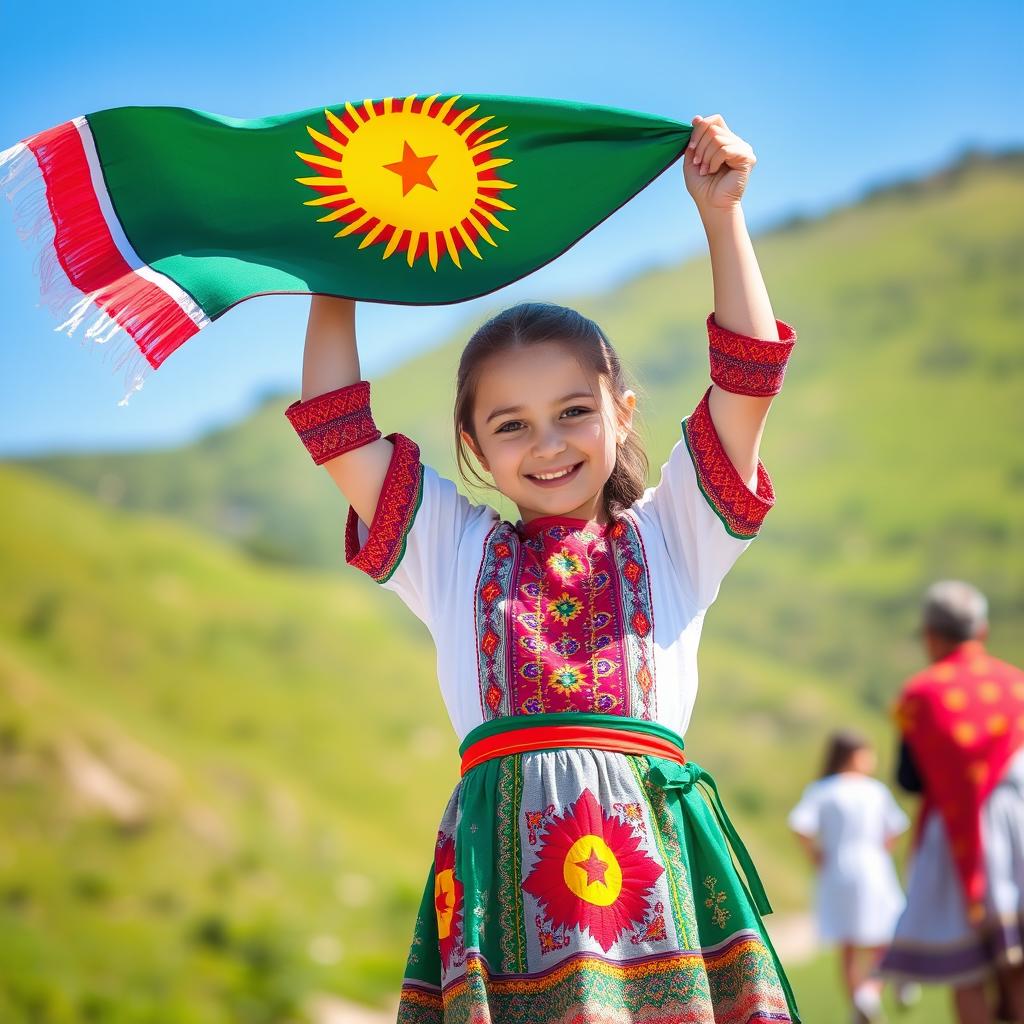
[533,429,569,457]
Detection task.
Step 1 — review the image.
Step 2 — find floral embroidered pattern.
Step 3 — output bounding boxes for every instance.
[343,432,423,583]
[613,801,647,834]
[546,663,587,695]
[631,900,669,945]
[524,804,556,846]
[548,549,584,580]
[704,875,731,929]
[535,914,572,955]
[473,513,657,721]
[548,590,583,625]
[521,788,664,953]
[683,387,775,540]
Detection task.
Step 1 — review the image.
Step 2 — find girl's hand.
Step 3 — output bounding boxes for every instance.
[683,114,756,215]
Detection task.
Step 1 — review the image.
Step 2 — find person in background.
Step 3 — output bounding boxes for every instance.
[881,581,1024,1024]
[789,729,911,1023]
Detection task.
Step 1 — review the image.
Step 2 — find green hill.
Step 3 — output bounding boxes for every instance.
[0,463,457,1020]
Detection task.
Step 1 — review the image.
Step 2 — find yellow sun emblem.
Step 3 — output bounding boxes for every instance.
[295,94,517,271]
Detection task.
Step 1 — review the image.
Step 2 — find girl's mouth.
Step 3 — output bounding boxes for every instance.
[526,462,583,487]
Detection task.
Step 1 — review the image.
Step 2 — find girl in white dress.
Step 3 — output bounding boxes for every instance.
[286,113,802,1023]
[789,730,910,1021]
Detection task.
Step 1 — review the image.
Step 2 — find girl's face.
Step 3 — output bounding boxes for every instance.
[461,341,635,527]
[847,746,876,775]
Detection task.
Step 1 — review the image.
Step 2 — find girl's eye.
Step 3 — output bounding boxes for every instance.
[496,407,591,434]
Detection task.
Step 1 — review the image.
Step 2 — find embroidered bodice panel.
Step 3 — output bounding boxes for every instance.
[476,514,657,722]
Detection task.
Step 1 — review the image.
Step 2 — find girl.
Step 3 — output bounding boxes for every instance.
[285,113,800,1023]
[788,730,911,1024]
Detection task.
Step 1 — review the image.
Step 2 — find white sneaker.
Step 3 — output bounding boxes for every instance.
[852,982,884,1022]
[894,981,921,1010]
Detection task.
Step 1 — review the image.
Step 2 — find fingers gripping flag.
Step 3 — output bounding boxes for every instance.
[0,94,692,399]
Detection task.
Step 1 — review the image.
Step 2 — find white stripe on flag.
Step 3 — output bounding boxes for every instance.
[73,115,211,331]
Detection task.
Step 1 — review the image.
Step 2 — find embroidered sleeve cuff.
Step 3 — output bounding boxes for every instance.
[682,387,775,539]
[284,380,382,465]
[344,432,424,583]
[708,313,796,397]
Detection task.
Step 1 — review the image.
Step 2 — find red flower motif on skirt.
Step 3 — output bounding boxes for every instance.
[433,832,464,972]
[521,788,664,953]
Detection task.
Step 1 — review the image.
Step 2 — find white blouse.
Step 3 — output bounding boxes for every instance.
[345,386,775,744]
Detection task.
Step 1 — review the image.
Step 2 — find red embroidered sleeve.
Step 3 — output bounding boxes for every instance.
[682,387,775,539]
[344,432,424,583]
[284,379,381,464]
[708,313,796,397]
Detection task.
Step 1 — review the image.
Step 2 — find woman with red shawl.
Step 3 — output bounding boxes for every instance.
[882,581,1024,1024]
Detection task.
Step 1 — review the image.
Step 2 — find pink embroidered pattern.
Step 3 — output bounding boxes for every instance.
[474,516,658,721]
[514,522,629,715]
[683,387,775,540]
[521,787,665,955]
[343,432,423,583]
[707,313,796,398]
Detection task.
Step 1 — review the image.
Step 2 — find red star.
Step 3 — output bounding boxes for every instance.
[574,847,610,886]
[435,889,450,916]
[384,142,438,197]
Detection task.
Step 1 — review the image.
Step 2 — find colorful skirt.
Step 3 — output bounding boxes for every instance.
[397,712,799,1023]
[881,747,1024,987]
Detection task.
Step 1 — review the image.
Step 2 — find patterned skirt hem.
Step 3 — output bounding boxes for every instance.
[398,939,795,1024]
[880,911,1024,985]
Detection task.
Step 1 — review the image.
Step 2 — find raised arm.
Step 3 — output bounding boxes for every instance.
[288,295,483,629]
[295,295,396,529]
[684,114,791,484]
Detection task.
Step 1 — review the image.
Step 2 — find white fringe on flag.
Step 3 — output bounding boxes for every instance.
[1,138,153,406]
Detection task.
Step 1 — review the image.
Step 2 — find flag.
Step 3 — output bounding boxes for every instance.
[0,94,691,397]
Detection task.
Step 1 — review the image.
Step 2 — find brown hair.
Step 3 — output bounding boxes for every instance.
[453,302,649,518]
[820,729,870,778]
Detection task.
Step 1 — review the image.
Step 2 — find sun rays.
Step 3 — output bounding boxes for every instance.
[295,94,517,271]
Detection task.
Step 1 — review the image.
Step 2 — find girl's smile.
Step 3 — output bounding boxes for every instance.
[526,461,584,486]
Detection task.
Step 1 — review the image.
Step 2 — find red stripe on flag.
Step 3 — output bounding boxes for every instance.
[27,120,201,368]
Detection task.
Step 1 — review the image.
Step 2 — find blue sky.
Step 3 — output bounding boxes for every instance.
[1,0,1021,455]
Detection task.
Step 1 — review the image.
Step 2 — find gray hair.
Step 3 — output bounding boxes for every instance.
[922,580,989,642]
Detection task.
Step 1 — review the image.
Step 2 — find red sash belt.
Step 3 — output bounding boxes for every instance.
[461,723,687,777]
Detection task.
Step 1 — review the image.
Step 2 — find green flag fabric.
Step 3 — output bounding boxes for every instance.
[0,94,691,385]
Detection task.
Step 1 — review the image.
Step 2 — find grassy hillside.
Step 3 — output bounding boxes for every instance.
[0,464,457,1019]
